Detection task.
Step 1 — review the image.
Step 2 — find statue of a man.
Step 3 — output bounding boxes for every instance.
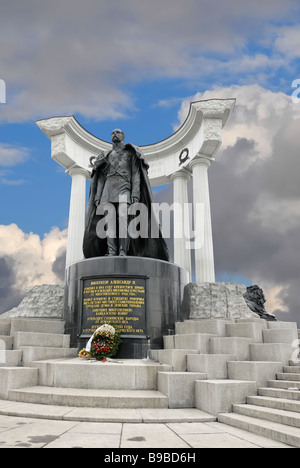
[83,129,169,261]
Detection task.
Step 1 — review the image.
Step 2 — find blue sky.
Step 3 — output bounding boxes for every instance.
[0,0,300,323]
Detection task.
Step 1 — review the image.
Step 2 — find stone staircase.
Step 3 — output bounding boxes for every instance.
[0,315,299,446]
[219,360,300,447]
[0,318,175,411]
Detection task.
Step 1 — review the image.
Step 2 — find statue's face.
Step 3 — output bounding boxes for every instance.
[111,129,125,144]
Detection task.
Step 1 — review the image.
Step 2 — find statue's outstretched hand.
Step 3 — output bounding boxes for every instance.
[95,153,106,167]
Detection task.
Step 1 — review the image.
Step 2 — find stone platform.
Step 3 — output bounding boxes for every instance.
[0,306,299,446]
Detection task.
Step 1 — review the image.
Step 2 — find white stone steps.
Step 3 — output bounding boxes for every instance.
[267,321,297,330]
[210,337,252,361]
[277,373,300,381]
[0,367,38,399]
[8,386,169,409]
[149,349,199,371]
[247,395,300,413]
[226,322,266,342]
[0,336,13,350]
[174,333,217,353]
[0,399,216,423]
[268,380,300,390]
[0,321,11,336]
[20,346,78,366]
[284,366,300,373]
[218,412,300,448]
[158,371,206,408]
[250,343,295,365]
[13,332,70,349]
[258,387,300,401]
[195,380,257,416]
[0,350,22,367]
[289,360,300,367]
[263,328,298,344]
[227,361,283,387]
[233,403,300,428]
[175,319,233,336]
[30,358,172,390]
[187,354,236,379]
[10,319,65,335]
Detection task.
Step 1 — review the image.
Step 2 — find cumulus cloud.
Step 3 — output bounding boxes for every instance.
[0,224,67,314]
[0,0,299,122]
[0,144,29,167]
[274,25,300,58]
[175,85,300,324]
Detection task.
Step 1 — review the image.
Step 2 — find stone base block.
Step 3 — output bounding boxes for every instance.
[182,282,257,320]
[226,322,266,342]
[163,335,175,349]
[0,321,11,336]
[195,380,257,416]
[187,354,236,379]
[0,336,13,350]
[250,343,295,366]
[267,321,298,330]
[8,387,170,409]
[21,346,78,367]
[210,337,252,361]
[31,358,172,390]
[174,333,216,353]
[13,332,71,349]
[0,351,23,368]
[227,361,283,387]
[263,329,298,344]
[158,372,206,408]
[10,318,65,335]
[149,349,199,372]
[0,368,38,399]
[175,319,233,337]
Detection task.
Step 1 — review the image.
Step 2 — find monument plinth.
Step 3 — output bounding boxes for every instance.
[65,257,189,358]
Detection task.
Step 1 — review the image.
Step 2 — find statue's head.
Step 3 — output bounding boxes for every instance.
[111,129,125,144]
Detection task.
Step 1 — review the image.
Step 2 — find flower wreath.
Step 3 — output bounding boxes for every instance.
[79,324,121,361]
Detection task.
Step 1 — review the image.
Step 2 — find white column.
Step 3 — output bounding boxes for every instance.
[190,156,215,283]
[65,166,90,269]
[171,170,192,278]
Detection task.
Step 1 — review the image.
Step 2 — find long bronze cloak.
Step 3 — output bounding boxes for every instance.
[83,144,170,262]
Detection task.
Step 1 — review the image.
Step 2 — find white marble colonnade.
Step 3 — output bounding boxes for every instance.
[37,98,235,282]
[171,169,192,278]
[65,165,90,269]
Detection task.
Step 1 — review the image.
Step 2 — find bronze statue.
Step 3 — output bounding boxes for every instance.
[83,129,169,261]
[243,285,277,321]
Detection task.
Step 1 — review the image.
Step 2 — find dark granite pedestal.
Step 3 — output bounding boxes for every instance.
[64,257,189,359]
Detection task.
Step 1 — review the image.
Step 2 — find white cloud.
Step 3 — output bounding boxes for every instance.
[0,0,298,123]
[274,25,300,58]
[0,169,25,186]
[175,84,300,324]
[176,84,300,164]
[0,224,67,301]
[0,144,29,167]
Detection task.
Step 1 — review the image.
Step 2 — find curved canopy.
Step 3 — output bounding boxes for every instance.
[37,98,235,187]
